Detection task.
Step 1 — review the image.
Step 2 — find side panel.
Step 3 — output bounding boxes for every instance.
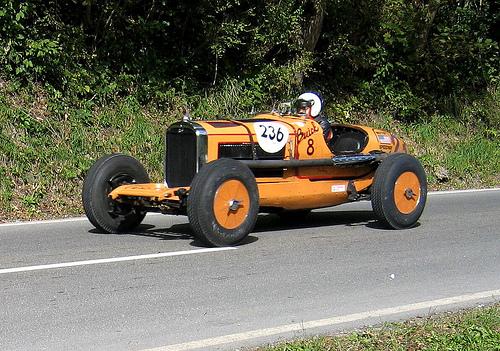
[257,178,350,210]
[198,117,298,163]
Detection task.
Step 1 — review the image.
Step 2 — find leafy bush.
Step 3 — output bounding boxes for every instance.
[1,1,498,120]
[315,0,499,120]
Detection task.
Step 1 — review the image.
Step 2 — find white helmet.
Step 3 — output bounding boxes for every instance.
[298,92,323,117]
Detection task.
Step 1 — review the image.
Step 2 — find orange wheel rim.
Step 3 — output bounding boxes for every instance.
[213,180,250,229]
[394,172,421,214]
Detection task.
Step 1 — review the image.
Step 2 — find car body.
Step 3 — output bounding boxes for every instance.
[83,111,427,246]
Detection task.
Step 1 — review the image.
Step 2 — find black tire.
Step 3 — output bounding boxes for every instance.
[82,153,150,233]
[187,158,259,247]
[371,153,427,229]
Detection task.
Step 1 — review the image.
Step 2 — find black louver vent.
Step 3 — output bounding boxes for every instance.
[218,143,285,160]
[166,127,197,187]
[218,143,284,178]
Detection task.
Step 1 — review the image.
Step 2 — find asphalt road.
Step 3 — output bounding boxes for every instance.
[0,190,499,351]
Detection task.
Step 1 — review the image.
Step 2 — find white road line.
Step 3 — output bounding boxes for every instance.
[0,216,88,227]
[1,188,498,228]
[0,247,236,275]
[143,289,500,351]
[428,188,500,195]
[0,213,162,228]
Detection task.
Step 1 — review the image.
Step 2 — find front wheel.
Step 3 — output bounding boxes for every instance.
[187,158,259,247]
[371,153,427,229]
[82,153,150,233]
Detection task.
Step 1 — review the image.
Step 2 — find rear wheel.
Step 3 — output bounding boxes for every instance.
[187,158,259,247]
[82,154,149,233]
[371,153,427,229]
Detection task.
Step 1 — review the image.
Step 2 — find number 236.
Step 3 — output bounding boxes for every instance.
[258,125,285,142]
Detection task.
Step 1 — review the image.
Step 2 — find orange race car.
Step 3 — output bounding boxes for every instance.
[83,100,427,247]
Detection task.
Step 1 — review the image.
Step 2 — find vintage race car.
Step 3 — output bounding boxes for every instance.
[82,109,427,246]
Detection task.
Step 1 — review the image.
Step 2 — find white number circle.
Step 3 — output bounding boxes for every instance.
[254,122,289,153]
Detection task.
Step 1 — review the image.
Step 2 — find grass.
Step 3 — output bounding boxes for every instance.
[359,113,500,190]
[258,304,500,351]
[0,80,498,221]
[0,84,178,220]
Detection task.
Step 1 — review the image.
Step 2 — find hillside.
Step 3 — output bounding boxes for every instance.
[0,0,498,220]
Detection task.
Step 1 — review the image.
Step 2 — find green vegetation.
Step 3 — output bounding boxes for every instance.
[0,80,497,221]
[259,304,500,351]
[365,111,500,189]
[0,1,498,220]
[0,84,171,218]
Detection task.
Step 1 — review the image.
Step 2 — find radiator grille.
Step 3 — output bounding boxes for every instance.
[165,127,197,187]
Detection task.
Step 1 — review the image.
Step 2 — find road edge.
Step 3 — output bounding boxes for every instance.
[1,187,499,227]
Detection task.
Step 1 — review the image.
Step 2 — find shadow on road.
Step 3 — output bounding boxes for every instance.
[89,209,396,247]
[89,223,259,248]
[254,210,381,233]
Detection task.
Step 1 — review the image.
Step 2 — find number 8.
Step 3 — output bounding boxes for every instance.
[307,139,314,155]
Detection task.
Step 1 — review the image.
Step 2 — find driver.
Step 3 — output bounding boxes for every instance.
[296,92,333,142]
